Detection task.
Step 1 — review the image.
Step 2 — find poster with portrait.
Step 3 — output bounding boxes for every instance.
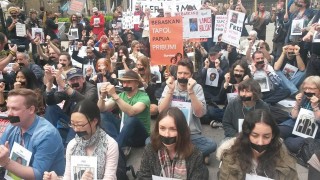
[171,101,191,125]
[313,31,320,43]
[68,28,79,40]
[93,18,100,27]
[175,9,212,39]
[83,64,96,78]
[293,108,318,138]
[291,19,304,35]
[71,156,97,180]
[31,28,44,43]
[221,10,245,48]
[253,71,270,92]
[282,63,298,80]
[5,142,32,180]
[205,68,219,87]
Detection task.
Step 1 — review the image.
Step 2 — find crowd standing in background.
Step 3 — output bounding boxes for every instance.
[0,0,320,179]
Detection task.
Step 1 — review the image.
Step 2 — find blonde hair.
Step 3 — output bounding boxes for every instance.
[300,76,320,92]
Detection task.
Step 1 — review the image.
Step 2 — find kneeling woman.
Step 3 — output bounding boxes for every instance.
[137,107,208,180]
[218,109,298,180]
[43,99,119,180]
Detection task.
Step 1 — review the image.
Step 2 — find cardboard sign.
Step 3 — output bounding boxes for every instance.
[222,10,245,48]
[214,15,227,42]
[149,17,183,65]
[71,156,97,180]
[175,10,212,39]
[293,108,318,138]
[67,0,86,14]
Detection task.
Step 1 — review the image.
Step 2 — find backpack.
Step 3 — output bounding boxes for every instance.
[295,138,320,167]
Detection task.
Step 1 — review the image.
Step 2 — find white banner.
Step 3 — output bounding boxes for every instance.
[175,9,212,39]
[131,0,201,12]
[221,10,245,48]
[214,15,227,42]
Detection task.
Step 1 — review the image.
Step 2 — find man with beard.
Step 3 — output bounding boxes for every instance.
[44,68,98,146]
[250,50,290,104]
[98,70,150,155]
[158,59,216,164]
[35,35,60,67]
[274,43,306,96]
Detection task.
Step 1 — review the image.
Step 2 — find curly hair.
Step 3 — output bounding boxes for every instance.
[226,109,282,178]
[229,60,252,84]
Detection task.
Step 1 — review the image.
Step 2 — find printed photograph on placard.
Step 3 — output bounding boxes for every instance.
[313,31,320,43]
[282,63,298,80]
[171,101,191,125]
[71,156,97,180]
[68,28,79,40]
[293,108,318,138]
[253,72,270,92]
[205,68,219,87]
[291,19,304,35]
[32,28,44,43]
[230,12,238,23]
[189,18,198,32]
[5,142,32,180]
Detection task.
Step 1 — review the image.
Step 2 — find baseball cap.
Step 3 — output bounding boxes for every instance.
[66,68,83,80]
[92,7,98,12]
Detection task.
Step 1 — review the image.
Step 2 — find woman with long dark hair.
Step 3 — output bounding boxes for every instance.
[218,109,298,179]
[43,99,119,179]
[137,107,209,179]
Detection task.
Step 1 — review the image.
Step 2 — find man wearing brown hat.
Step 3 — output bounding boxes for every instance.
[98,70,150,153]
[44,68,98,146]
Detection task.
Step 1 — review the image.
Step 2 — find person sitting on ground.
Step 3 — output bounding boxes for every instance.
[45,68,98,146]
[278,76,320,154]
[43,99,119,180]
[218,109,298,179]
[273,43,306,97]
[158,59,217,164]
[0,89,65,179]
[137,107,209,180]
[98,70,150,155]
[222,78,270,137]
[133,56,158,116]
[250,50,290,104]
[202,60,251,128]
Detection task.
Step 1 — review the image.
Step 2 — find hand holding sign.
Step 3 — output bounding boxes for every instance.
[81,170,94,180]
[43,171,58,180]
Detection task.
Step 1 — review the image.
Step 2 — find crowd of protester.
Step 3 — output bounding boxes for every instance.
[0,0,319,179]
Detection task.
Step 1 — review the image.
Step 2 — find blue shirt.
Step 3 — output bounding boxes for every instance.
[0,116,65,180]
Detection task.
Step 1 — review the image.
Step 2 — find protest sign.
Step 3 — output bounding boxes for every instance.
[175,9,212,39]
[132,0,201,12]
[67,0,86,14]
[214,15,227,42]
[221,10,245,48]
[122,11,134,29]
[149,17,183,65]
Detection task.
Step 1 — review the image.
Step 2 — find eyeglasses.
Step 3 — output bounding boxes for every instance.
[303,87,318,91]
[68,122,89,128]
